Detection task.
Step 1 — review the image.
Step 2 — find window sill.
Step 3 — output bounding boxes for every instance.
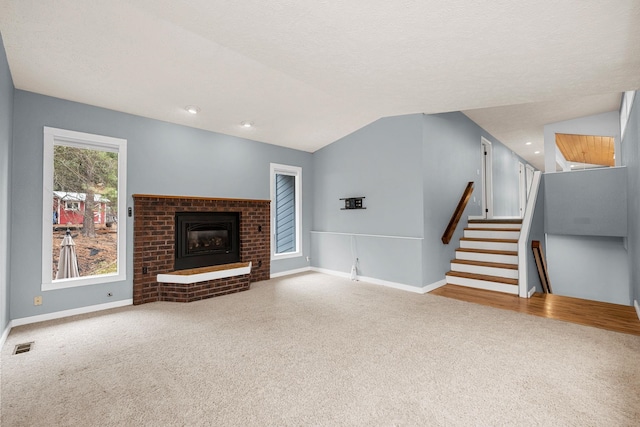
[42,272,126,291]
[272,252,302,261]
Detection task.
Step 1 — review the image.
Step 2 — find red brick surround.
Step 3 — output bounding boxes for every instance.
[132,195,270,304]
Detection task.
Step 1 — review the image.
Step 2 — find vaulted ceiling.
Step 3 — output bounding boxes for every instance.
[1,1,639,170]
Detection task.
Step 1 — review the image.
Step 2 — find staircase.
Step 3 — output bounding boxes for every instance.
[445,219,522,294]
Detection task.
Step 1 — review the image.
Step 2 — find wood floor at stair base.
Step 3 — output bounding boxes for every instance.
[445,275,518,294]
[430,284,640,336]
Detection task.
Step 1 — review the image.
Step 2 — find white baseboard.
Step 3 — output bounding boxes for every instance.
[270,267,312,279]
[635,300,640,321]
[528,287,537,298]
[11,299,133,328]
[423,279,447,293]
[310,267,434,294]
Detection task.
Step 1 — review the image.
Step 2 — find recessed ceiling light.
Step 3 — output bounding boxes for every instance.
[525,141,532,145]
[534,151,541,154]
[241,121,254,128]
[185,105,200,114]
[570,165,575,168]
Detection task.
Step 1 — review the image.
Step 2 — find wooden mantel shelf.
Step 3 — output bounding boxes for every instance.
[157,262,252,284]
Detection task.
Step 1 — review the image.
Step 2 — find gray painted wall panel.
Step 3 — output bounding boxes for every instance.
[10,90,312,319]
[544,167,627,237]
[492,142,521,217]
[0,33,13,332]
[311,233,423,286]
[312,114,424,236]
[311,114,424,286]
[621,92,639,305]
[546,234,630,305]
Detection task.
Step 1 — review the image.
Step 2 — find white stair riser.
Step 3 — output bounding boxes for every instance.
[450,263,518,279]
[445,275,518,294]
[464,229,520,239]
[460,240,518,251]
[468,223,522,230]
[455,251,518,264]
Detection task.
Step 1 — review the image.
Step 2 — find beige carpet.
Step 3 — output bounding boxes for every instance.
[2,272,639,426]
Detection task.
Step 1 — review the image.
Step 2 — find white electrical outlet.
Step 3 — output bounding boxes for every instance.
[34,296,42,306]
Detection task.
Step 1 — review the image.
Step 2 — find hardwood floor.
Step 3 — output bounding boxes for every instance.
[430,284,640,336]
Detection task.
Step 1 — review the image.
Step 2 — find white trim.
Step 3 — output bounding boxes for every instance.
[270,163,302,260]
[310,231,423,240]
[1,321,12,350]
[481,137,493,219]
[528,287,537,298]
[157,263,251,284]
[42,127,127,290]
[518,171,542,298]
[635,300,640,321]
[467,215,485,220]
[269,266,312,278]
[525,164,535,200]
[555,148,570,171]
[10,299,133,327]
[518,162,526,218]
[423,279,447,293]
[310,267,433,294]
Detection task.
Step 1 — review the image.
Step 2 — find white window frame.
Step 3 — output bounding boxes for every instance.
[42,127,127,290]
[64,200,80,211]
[270,163,302,260]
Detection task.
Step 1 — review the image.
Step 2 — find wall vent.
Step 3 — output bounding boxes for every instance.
[13,342,34,355]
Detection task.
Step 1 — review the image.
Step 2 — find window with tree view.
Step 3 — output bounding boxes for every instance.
[42,127,127,290]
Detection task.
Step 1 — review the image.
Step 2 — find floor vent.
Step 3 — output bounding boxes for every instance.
[13,342,34,355]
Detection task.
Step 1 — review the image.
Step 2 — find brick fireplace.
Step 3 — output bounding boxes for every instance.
[132,195,270,305]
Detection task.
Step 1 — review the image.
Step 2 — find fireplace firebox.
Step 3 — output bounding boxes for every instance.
[174,212,240,270]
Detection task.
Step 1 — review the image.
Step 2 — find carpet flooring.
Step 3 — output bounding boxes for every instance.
[2,272,639,426]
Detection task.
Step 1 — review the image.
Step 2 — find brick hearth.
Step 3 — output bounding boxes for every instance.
[132,195,270,305]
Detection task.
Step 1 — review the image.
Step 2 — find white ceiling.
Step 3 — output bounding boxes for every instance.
[1,1,639,170]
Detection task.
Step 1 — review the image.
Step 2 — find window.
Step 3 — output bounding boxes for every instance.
[42,127,127,290]
[270,163,301,259]
[64,201,80,211]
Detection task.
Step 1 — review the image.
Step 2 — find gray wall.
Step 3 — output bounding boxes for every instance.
[311,114,424,286]
[0,33,13,332]
[621,91,639,306]
[544,167,627,237]
[492,142,522,217]
[422,112,484,285]
[544,111,621,172]
[311,111,527,288]
[546,234,630,305]
[10,90,313,320]
[422,112,531,285]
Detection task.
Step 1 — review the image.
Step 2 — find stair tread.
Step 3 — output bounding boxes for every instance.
[464,227,520,232]
[445,270,518,285]
[456,248,518,256]
[469,219,523,224]
[460,237,518,243]
[451,259,518,269]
